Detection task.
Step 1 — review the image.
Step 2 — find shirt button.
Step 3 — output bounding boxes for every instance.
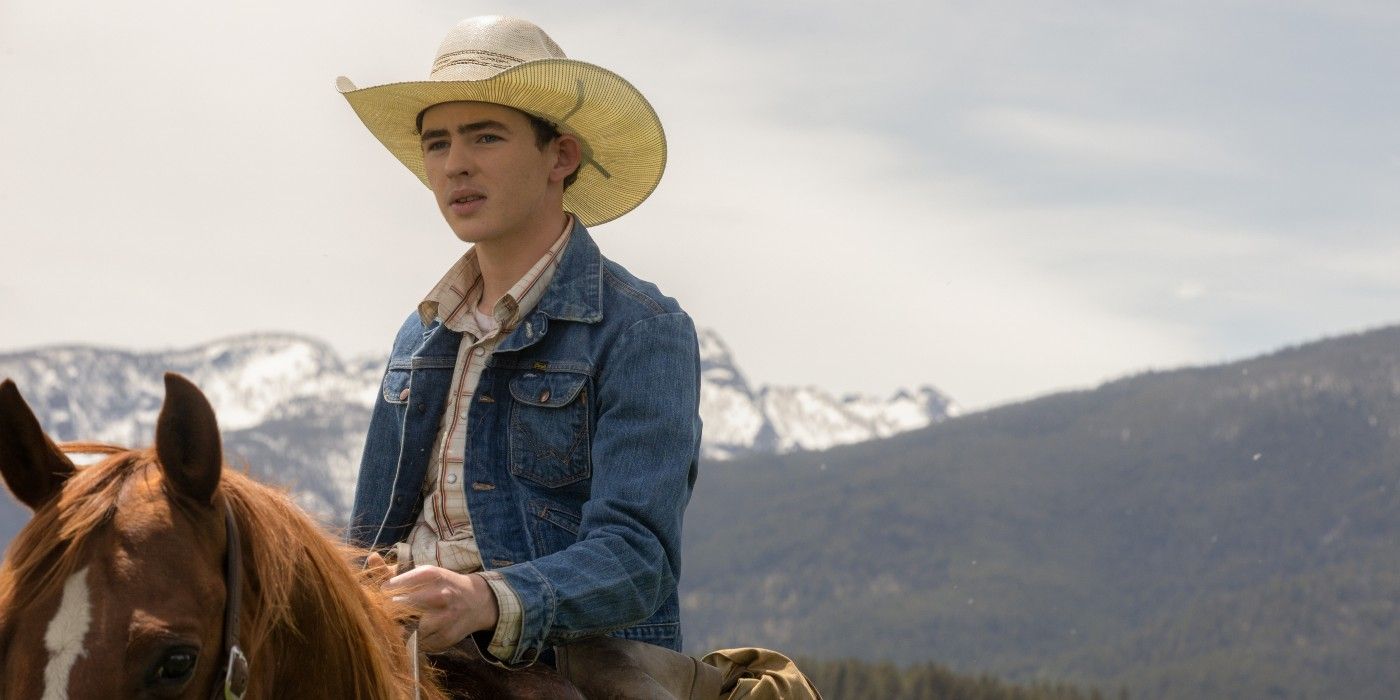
[446,473,458,484]
[473,347,486,357]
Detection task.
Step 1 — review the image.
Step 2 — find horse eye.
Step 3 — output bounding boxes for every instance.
[145,647,198,687]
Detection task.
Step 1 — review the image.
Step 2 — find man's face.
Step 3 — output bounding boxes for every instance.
[419,101,562,245]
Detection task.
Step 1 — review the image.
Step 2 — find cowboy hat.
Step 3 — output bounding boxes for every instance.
[337,15,666,227]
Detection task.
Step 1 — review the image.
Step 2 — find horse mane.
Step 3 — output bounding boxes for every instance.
[0,444,446,700]
[0,444,138,614]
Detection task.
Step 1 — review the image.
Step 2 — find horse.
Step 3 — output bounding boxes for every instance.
[0,374,583,699]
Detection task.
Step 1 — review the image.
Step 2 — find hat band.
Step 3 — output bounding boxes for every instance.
[431,49,527,76]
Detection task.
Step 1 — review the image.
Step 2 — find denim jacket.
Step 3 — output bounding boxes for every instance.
[349,221,702,665]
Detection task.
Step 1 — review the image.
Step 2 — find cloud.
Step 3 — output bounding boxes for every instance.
[2,0,1398,409]
[1174,281,1207,301]
[599,86,1212,405]
[967,107,1251,173]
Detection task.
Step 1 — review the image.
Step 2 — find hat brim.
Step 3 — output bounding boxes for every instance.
[339,59,665,227]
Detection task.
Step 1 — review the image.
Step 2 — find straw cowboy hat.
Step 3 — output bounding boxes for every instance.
[337,16,666,227]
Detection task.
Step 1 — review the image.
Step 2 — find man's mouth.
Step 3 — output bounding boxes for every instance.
[448,192,485,215]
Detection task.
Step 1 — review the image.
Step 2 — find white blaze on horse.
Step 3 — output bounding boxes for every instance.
[41,564,93,699]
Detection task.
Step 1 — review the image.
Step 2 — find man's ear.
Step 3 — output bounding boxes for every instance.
[551,134,583,185]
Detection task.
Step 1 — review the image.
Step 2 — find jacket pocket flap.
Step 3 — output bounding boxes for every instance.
[509,372,587,408]
[381,368,411,404]
[529,497,582,535]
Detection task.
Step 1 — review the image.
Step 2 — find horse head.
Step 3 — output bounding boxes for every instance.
[0,374,239,699]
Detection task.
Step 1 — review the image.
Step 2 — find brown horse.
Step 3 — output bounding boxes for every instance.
[0,373,447,698]
[0,374,589,699]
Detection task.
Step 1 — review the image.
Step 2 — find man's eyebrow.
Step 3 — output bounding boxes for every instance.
[420,128,449,143]
[457,119,511,134]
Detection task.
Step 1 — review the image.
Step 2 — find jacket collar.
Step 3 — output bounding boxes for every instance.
[532,218,603,324]
[492,218,602,354]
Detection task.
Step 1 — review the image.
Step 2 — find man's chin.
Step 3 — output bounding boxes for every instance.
[446,221,495,244]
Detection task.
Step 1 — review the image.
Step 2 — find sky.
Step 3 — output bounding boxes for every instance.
[2,0,1398,409]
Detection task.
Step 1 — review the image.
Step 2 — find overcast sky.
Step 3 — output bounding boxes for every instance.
[2,0,1398,408]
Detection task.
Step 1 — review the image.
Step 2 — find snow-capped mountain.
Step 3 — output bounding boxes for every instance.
[0,334,382,444]
[0,334,382,519]
[697,329,956,458]
[0,331,954,518]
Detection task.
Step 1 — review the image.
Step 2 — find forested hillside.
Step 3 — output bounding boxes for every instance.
[683,326,1400,699]
[798,658,1115,700]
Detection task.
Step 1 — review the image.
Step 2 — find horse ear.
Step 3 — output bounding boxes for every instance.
[0,379,77,510]
[155,373,222,505]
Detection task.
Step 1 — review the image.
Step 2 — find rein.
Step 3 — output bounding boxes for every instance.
[210,503,249,700]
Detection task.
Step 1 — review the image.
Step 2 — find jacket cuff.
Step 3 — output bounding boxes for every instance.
[495,561,556,666]
[478,571,524,662]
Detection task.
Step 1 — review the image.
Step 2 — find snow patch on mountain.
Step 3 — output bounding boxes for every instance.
[0,330,955,516]
[696,329,955,458]
[0,334,376,442]
[0,334,378,517]
[697,330,777,458]
[759,386,958,453]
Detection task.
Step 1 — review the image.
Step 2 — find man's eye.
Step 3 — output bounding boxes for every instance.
[477,134,501,144]
[424,141,448,152]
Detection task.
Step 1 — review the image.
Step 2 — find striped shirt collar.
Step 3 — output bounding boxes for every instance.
[418,215,574,336]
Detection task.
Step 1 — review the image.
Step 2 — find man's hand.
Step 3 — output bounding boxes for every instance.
[386,565,500,651]
[361,551,396,587]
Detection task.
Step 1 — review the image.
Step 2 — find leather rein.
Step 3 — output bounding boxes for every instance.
[210,503,250,699]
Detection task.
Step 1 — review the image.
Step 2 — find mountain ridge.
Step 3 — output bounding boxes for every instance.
[680,323,1400,698]
[0,328,953,518]
[6,325,1395,696]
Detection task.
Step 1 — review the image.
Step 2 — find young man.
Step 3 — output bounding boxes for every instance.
[338,14,702,676]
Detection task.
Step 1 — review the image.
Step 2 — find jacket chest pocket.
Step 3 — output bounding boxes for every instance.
[381,368,412,404]
[508,371,592,487]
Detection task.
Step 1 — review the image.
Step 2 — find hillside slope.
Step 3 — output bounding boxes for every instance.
[682,326,1400,699]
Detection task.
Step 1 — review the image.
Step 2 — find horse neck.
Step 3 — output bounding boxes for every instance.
[253,594,416,699]
[225,482,444,699]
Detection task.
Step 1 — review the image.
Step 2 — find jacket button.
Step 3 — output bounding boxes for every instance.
[539,389,551,402]
[399,388,410,401]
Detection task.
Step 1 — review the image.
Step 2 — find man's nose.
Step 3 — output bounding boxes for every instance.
[444,140,474,177]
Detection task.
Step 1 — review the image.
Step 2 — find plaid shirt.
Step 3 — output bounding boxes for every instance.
[397,216,572,661]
